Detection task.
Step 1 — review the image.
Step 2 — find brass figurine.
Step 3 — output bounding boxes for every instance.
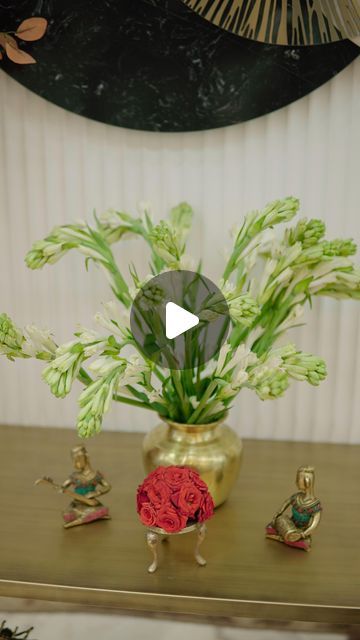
[36,445,111,528]
[265,466,322,551]
[0,621,34,639]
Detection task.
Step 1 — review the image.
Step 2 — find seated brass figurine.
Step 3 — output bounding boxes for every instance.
[265,466,322,551]
[36,445,111,528]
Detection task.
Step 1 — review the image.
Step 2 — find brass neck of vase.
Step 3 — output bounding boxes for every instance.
[162,417,226,444]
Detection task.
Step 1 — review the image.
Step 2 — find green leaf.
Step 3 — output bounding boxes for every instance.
[293,276,313,295]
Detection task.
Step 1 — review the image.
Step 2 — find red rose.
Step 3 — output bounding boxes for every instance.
[171,482,203,518]
[156,505,188,533]
[146,479,171,508]
[188,470,209,493]
[198,492,215,522]
[145,467,166,482]
[162,466,191,490]
[136,486,149,513]
[139,502,157,527]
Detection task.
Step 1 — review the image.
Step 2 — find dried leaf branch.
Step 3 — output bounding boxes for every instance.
[0,16,47,65]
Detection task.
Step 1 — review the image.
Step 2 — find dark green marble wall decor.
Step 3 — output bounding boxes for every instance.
[0,0,358,132]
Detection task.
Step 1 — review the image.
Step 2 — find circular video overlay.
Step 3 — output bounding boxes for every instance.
[130,270,230,370]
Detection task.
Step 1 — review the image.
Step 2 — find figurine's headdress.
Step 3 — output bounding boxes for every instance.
[71,445,88,458]
[297,466,315,474]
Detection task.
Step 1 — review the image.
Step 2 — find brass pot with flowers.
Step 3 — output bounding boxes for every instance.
[1,198,359,506]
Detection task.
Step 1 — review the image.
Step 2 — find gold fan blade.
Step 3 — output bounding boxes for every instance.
[182,0,360,45]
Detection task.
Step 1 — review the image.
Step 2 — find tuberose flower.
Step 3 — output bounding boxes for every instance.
[98,208,139,244]
[286,218,326,248]
[222,286,260,326]
[23,325,57,359]
[148,221,183,266]
[0,313,25,359]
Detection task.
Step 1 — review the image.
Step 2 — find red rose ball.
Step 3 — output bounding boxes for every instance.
[136,465,214,533]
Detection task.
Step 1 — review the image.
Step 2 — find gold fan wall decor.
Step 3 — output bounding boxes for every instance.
[181,0,360,45]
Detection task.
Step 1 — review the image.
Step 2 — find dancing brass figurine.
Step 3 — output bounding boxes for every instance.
[36,445,111,528]
[265,466,322,551]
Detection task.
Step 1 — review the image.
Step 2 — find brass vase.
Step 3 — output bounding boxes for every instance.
[142,416,243,507]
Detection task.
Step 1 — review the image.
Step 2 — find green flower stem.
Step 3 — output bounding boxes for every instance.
[251,293,296,355]
[188,380,218,423]
[128,335,166,384]
[77,367,156,412]
[196,362,204,395]
[201,408,228,424]
[181,331,196,396]
[140,219,165,273]
[112,393,156,411]
[152,365,166,383]
[107,262,132,308]
[229,323,248,349]
[197,399,226,423]
[77,367,151,411]
[181,367,194,401]
[171,369,190,419]
[230,291,293,355]
[92,236,131,307]
[223,197,299,281]
[223,232,252,281]
[125,385,151,404]
[126,307,169,384]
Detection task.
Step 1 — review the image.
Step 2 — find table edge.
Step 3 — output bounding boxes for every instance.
[1,580,359,625]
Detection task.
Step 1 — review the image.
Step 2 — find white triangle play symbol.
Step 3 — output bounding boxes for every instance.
[165,302,199,340]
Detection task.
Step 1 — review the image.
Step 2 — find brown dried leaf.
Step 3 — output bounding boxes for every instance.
[16,17,48,41]
[0,33,6,48]
[5,36,36,64]
[4,34,18,49]
[0,51,3,61]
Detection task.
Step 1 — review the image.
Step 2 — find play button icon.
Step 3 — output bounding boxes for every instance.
[130,270,230,370]
[165,302,199,339]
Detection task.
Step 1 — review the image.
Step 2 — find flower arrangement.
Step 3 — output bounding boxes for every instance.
[0,198,359,436]
[137,466,214,533]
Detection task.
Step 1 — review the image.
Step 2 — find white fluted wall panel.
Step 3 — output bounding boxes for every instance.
[0,61,359,442]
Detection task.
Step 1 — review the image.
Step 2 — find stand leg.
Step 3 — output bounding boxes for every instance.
[147,531,159,573]
[194,523,207,566]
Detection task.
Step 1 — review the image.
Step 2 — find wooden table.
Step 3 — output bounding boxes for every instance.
[0,425,359,629]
